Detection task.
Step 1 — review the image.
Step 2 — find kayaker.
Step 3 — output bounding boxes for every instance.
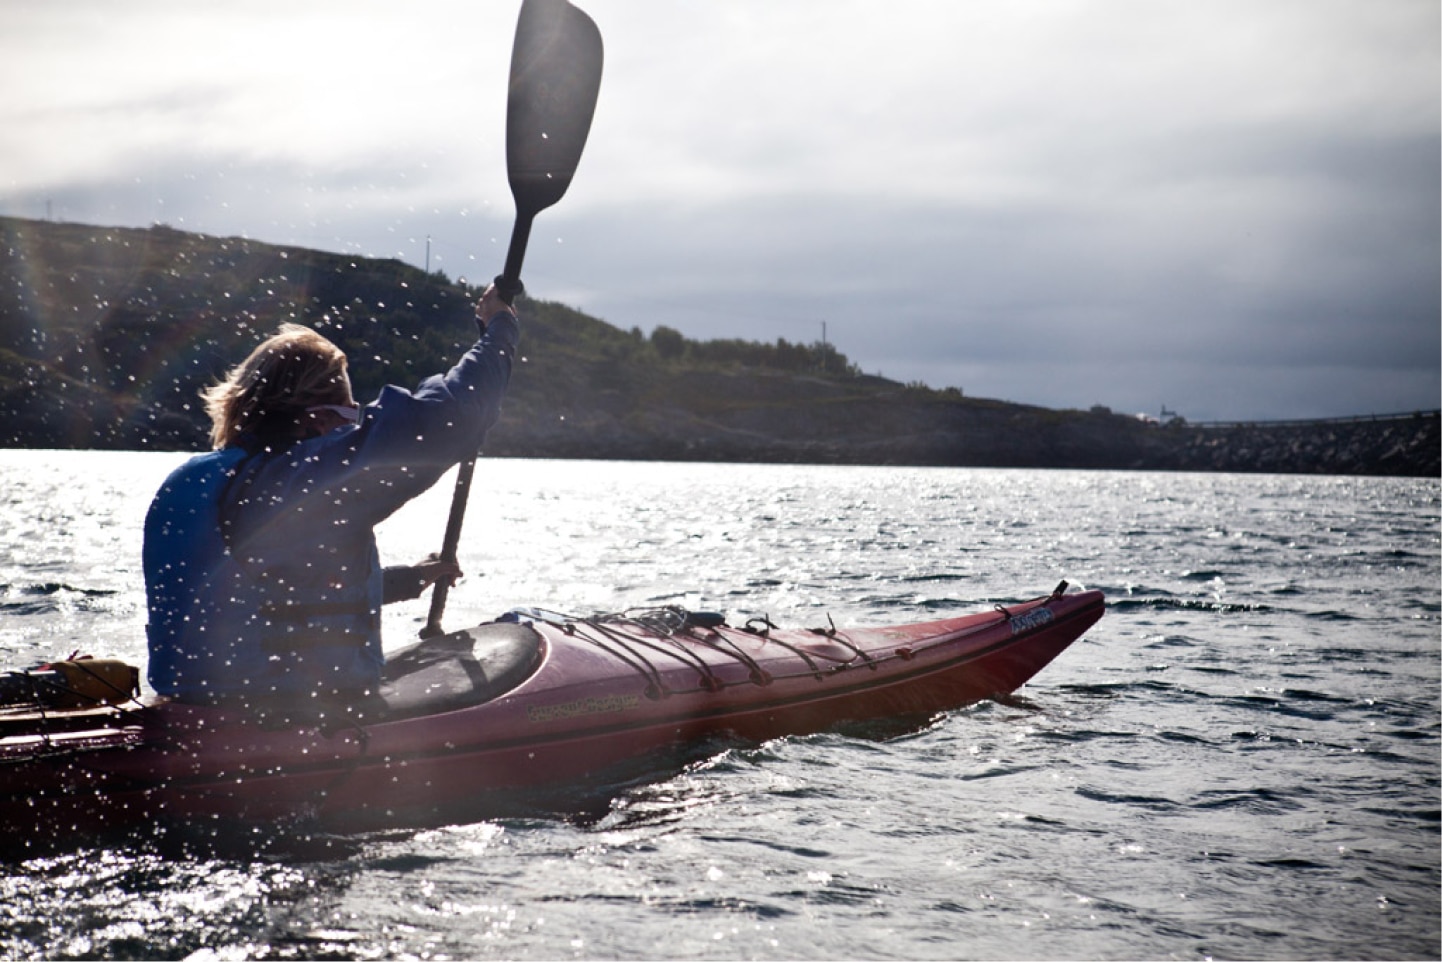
[143,286,518,714]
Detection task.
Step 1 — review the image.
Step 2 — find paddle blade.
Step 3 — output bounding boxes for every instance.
[506,0,603,217]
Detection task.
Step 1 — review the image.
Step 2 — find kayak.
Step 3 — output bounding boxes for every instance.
[0,583,1103,840]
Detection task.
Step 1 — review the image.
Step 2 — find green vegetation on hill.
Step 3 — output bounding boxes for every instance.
[1,216,1435,476]
[0,216,874,452]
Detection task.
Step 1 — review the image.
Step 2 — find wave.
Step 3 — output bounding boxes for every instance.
[1074,786,1181,811]
[0,582,118,615]
[1191,786,1306,813]
[1108,597,1274,614]
[1,582,118,597]
[1140,635,1201,649]
[898,572,969,585]
[1302,609,1362,622]
[1179,569,1229,581]
[1219,691,1356,722]
[1055,679,1198,698]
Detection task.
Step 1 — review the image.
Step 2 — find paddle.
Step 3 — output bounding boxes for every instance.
[422,0,603,638]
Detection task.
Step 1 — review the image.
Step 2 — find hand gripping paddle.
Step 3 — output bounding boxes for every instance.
[422,0,602,638]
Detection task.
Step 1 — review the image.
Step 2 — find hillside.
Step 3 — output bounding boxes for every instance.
[1,216,1436,476]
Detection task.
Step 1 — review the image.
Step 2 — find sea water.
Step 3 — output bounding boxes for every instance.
[0,450,1436,961]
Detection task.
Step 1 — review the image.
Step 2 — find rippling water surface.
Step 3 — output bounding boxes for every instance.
[1,451,1437,960]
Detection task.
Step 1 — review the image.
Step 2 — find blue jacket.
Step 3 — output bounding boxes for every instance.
[144,316,518,704]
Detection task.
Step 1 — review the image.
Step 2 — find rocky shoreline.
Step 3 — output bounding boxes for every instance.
[1160,415,1440,476]
[478,357,1440,475]
[482,403,1440,477]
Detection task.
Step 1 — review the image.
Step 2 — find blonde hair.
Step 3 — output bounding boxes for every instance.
[202,324,352,449]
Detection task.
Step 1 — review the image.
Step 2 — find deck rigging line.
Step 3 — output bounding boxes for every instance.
[564,606,878,696]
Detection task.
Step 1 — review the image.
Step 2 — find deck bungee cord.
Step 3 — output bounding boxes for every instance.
[512,598,1055,699]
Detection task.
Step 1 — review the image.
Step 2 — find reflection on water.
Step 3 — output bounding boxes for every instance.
[0,452,1437,960]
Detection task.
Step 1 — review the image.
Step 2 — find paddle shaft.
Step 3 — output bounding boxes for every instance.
[421,0,601,638]
[421,459,476,636]
[420,218,530,638]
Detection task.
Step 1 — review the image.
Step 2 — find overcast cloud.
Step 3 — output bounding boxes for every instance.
[2,0,1436,420]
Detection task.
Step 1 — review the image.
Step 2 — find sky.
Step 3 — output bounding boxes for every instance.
[2,0,1437,421]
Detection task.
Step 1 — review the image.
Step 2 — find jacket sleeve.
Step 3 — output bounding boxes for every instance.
[234,315,520,535]
[368,314,518,460]
[382,565,429,603]
[343,313,521,523]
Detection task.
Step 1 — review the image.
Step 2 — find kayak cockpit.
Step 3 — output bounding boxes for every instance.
[380,620,544,721]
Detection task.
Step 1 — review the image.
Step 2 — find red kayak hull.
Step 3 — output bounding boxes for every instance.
[0,589,1104,838]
